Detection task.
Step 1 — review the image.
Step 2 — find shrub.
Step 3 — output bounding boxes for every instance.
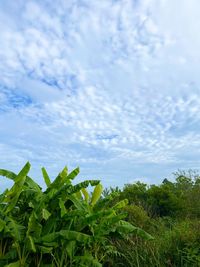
[123,204,151,229]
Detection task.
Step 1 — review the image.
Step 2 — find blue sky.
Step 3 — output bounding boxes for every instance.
[1,0,200,189]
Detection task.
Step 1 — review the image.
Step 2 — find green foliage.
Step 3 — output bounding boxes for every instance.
[3,164,200,266]
[109,170,200,266]
[147,184,182,217]
[123,204,151,229]
[119,171,200,219]
[0,163,151,267]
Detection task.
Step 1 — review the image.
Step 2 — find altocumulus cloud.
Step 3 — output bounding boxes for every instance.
[1,0,200,188]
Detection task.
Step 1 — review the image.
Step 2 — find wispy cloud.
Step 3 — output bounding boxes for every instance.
[1,0,200,188]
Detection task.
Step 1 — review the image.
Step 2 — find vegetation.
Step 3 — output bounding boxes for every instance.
[0,162,151,267]
[107,170,200,266]
[1,164,200,266]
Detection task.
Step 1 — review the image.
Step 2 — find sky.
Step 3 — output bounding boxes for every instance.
[1,0,200,189]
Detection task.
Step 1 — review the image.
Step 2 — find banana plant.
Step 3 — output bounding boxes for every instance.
[0,163,153,266]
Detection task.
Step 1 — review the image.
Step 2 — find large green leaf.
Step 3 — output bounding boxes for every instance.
[26,235,36,252]
[59,198,67,218]
[4,261,20,267]
[78,210,113,231]
[70,181,90,194]
[41,230,91,243]
[49,166,68,190]
[0,218,6,231]
[67,180,100,195]
[40,217,57,236]
[25,176,42,191]
[59,230,92,242]
[0,164,39,191]
[67,167,79,180]
[116,220,153,240]
[6,217,25,241]
[94,213,126,236]
[65,240,76,261]
[81,188,89,202]
[40,232,60,243]
[4,162,31,214]
[89,180,100,186]
[91,184,103,207]
[41,167,51,188]
[67,195,87,211]
[60,166,68,182]
[26,212,42,240]
[0,169,16,180]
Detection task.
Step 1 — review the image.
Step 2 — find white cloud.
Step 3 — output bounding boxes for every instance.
[1,0,200,188]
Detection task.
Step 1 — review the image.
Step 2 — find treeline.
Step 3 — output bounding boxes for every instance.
[106,170,200,266]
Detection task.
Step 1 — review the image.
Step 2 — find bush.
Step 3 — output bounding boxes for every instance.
[123,204,151,229]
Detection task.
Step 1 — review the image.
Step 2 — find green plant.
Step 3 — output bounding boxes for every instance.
[0,163,152,267]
